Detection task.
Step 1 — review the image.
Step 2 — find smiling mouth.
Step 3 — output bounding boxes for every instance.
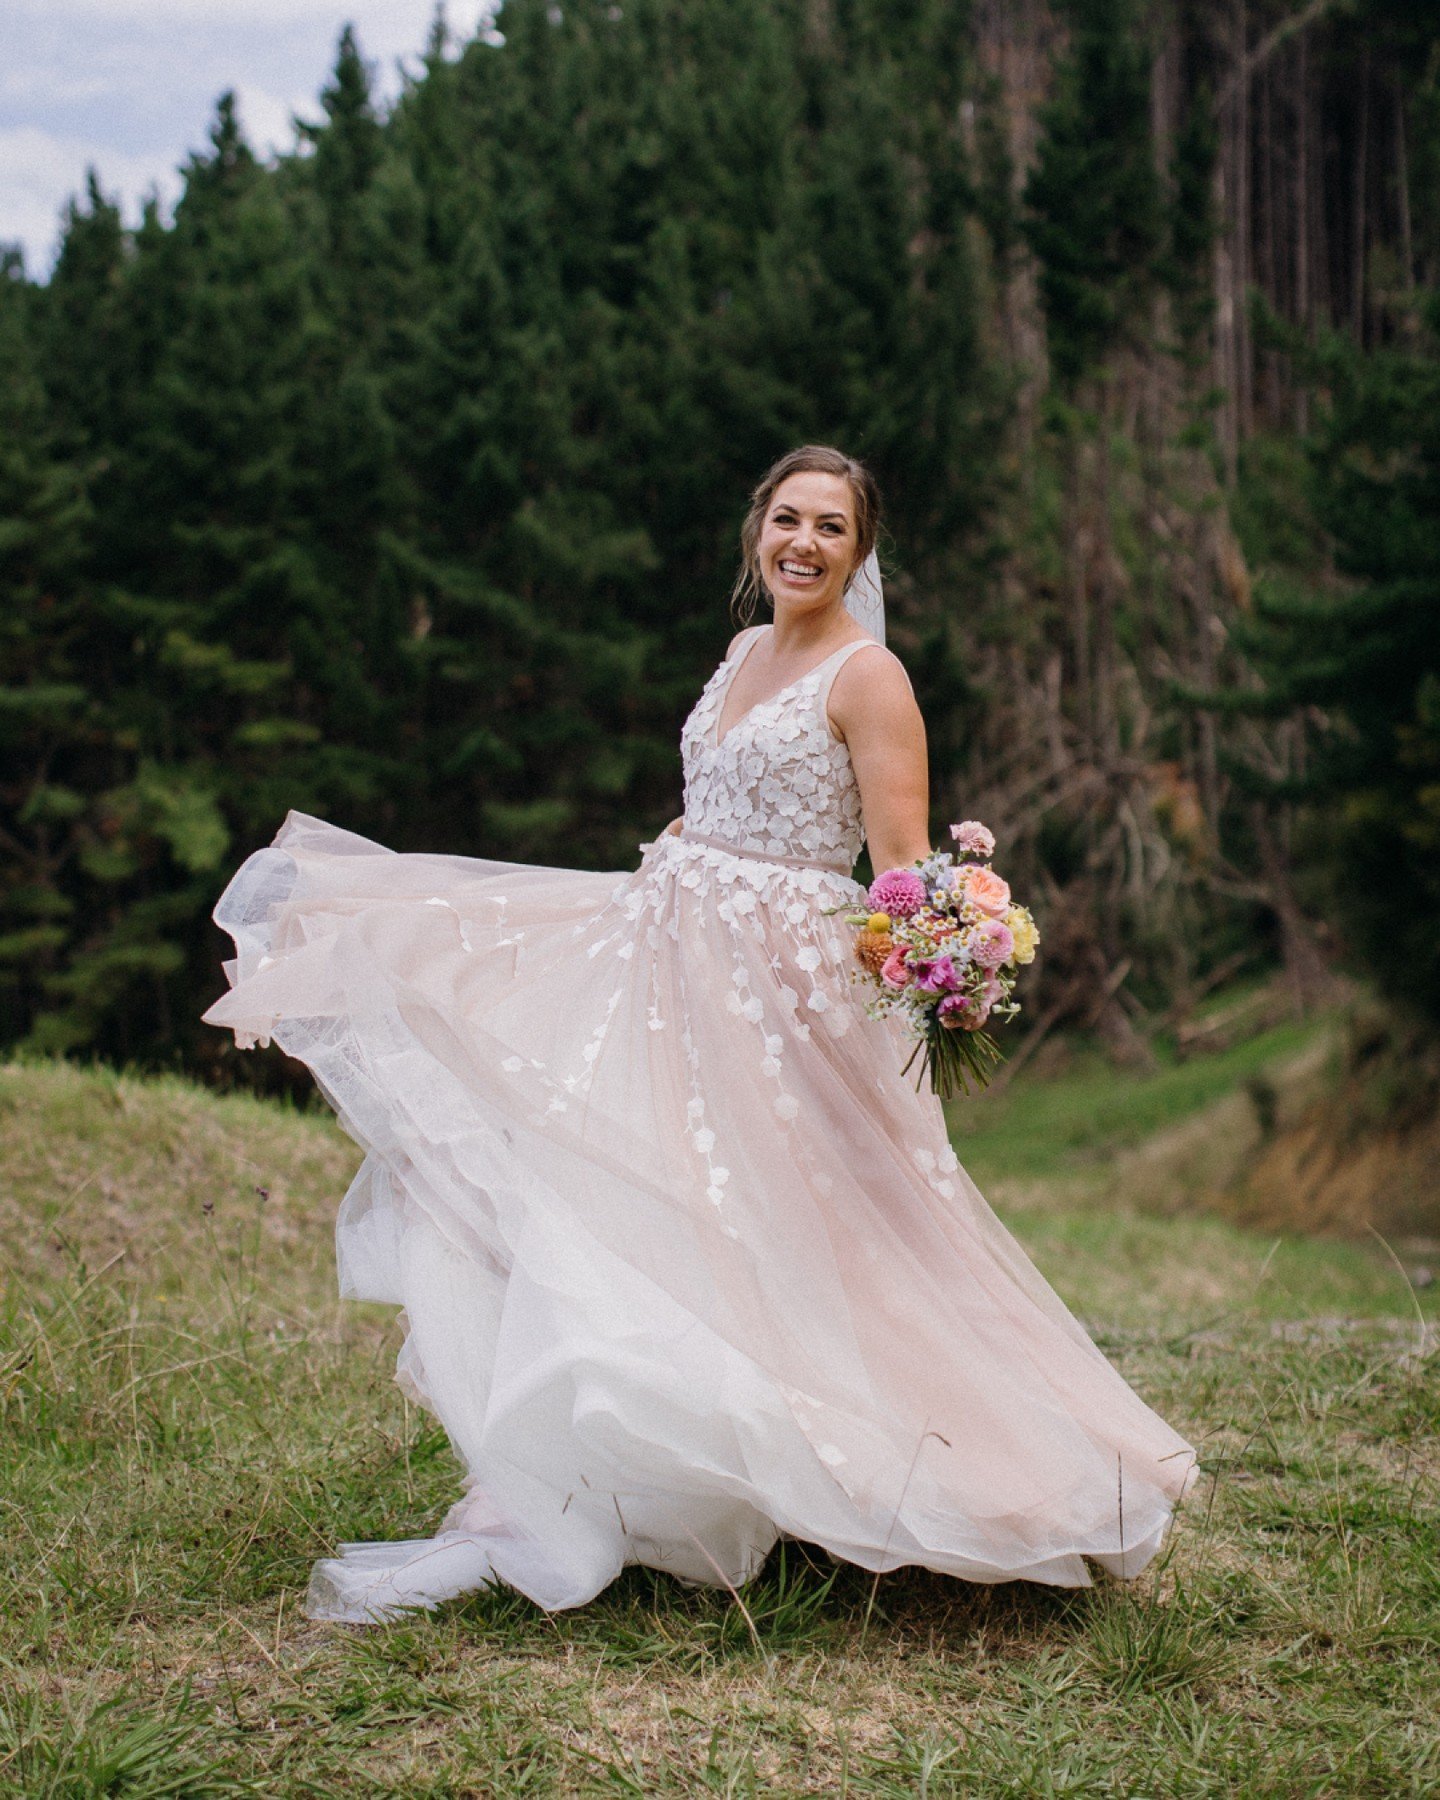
[778,560,823,582]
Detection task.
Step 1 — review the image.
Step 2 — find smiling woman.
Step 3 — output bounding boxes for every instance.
[203,441,1198,1622]
[699,445,930,876]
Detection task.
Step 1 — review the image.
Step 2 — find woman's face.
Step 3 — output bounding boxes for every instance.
[758,471,860,617]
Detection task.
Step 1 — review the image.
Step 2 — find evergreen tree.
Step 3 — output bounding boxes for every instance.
[300,24,384,257]
[0,0,1006,1067]
[1222,306,1440,1020]
[9,96,411,1064]
[0,246,98,1047]
[1021,0,1164,390]
[36,173,131,461]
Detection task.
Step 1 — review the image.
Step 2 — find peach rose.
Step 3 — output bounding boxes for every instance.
[956,865,1011,917]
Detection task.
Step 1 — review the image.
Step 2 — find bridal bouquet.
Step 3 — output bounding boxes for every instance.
[838,821,1039,1100]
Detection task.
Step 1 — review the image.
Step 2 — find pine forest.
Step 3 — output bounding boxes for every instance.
[3,0,1438,1112]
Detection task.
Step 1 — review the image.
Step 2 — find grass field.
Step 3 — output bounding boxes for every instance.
[2,1046,1437,1797]
[949,1009,1329,1190]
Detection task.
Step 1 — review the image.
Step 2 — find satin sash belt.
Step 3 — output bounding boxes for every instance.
[676,826,855,878]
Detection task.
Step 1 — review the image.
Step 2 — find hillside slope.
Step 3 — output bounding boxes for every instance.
[1,1054,1435,1795]
[955,1003,1439,1256]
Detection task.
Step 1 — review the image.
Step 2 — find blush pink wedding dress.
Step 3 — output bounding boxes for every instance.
[204,624,1198,1620]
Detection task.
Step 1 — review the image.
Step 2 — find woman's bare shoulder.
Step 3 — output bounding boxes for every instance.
[723,623,765,660]
[830,641,915,707]
[826,641,920,743]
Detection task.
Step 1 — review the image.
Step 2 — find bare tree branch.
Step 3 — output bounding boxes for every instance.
[1215,0,1343,115]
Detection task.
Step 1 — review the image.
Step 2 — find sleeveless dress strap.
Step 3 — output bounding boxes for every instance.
[731,625,767,668]
[816,638,910,713]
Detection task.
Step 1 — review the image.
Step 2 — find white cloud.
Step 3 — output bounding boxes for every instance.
[230,84,310,159]
[0,69,119,110]
[2,3,497,276]
[10,3,495,64]
[15,2,489,33]
[0,125,175,274]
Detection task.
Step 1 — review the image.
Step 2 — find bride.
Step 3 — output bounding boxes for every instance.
[204,444,1198,1621]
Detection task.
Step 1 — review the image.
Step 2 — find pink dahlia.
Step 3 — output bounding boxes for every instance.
[949,819,996,859]
[970,918,1014,969]
[868,868,927,918]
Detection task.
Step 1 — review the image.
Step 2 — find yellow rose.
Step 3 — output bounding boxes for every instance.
[867,911,891,932]
[1005,905,1039,965]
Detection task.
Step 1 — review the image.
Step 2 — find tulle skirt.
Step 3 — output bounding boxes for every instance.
[204,811,1198,1620]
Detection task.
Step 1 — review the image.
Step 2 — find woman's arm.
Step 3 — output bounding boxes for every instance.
[827,648,931,875]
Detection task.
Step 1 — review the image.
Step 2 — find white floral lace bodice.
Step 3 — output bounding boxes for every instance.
[677,626,880,873]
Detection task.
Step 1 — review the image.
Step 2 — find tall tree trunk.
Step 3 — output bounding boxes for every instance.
[1065,433,1094,754]
[1257,55,1280,423]
[1352,46,1370,342]
[1295,29,1311,433]
[1395,74,1414,297]
[1094,374,1119,770]
[1234,0,1254,442]
[1194,506,1224,833]
[972,0,1056,464]
[1213,135,1239,482]
[1315,40,1334,329]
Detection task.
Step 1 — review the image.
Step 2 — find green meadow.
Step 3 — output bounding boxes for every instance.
[1,1044,1436,1796]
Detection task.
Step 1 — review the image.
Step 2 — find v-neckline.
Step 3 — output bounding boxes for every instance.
[711,628,860,750]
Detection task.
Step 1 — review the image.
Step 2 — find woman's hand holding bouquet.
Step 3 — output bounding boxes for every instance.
[839,820,1039,1099]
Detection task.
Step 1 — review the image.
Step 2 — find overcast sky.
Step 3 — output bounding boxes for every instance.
[3,2,494,279]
